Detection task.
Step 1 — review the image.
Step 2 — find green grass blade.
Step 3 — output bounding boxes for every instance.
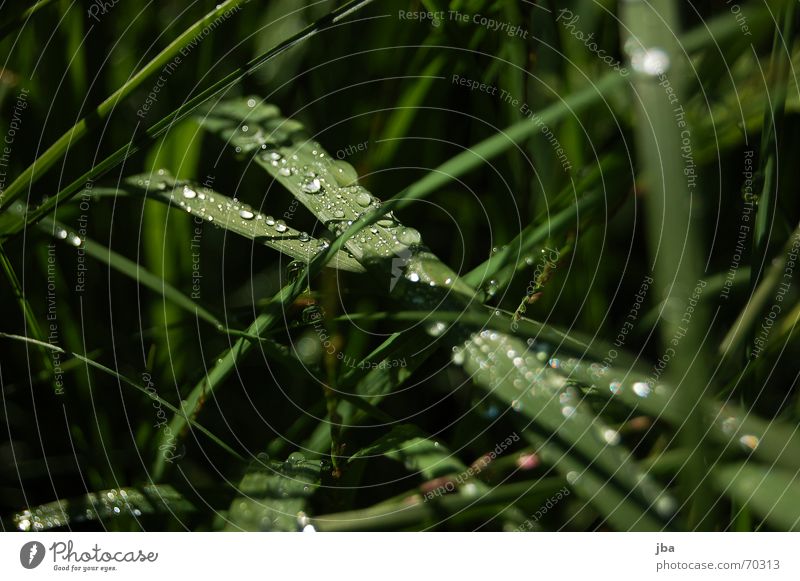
[126,171,365,273]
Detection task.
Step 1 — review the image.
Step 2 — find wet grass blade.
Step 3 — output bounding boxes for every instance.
[8,485,194,531]
[224,453,322,531]
[200,97,675,530]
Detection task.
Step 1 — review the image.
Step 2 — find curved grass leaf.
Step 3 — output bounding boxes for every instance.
[200,98,675,530]
[120,172,364,273]
[34,213,227,330]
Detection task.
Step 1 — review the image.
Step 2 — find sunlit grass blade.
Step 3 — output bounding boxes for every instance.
[124,172,365,273]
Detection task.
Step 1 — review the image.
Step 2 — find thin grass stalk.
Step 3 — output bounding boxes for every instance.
[0,0,252,211]
[1,0,375,233]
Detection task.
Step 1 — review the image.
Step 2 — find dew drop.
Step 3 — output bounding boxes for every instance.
[739,434,759,451]
[287,451,306,464]
[355,192,372,207]
[275,220,288,233]
[426,321,447,337]
[632,381,651,398]
[602,429,620,446]
[298,231,310,242]
[302,177,322,194]
[398,227,422,246]
[239,209,255,220]
[377,215,395,228]
[182,185,197,199]
[631,47,670,76]
[265,215,275,226]
[332,160,359,186]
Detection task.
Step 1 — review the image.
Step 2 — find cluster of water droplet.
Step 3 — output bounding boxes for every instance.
[13,486,174,531]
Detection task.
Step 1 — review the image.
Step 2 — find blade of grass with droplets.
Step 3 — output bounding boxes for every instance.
[2,0,376,233]
[48,173,364,273]
[224,452,322,531]
[123,171,365,273]
[200,98,676,530]
[7,485,195,531]
[621,0,715,528]
[197,97,474,298]
[551,357,800,473]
